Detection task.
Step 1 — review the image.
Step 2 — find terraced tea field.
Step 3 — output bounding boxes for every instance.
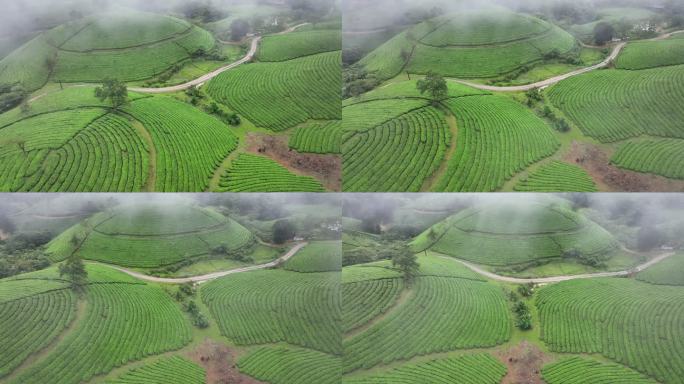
[343,353,507,384]
[283,240,342,272]
[219,154,325,192]
[616,37,684,70]
[238,346,341,384]
[547,65,684,143]
[0,87,238,192]
[202,269,342,354]
[515,161,598,192]
[105,356,206,384]
[542,356,658,384]
[47,204,254,268]
[537,278,684,384]
[611,138,684,180]
[637,253,684,286]
[2,265,191,384]
[206,51,341,131]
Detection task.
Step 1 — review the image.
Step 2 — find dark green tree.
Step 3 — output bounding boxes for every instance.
[391,246,420,284]
[273,220,296,244]
[416,71,448,105]
[59,253,88,292]
[95,78,128,110]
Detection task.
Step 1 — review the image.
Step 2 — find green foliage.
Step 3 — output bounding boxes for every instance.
[611,139,684,180]
[547,65,684,143]
[206,52,340,131]
[273,219,297,245]
[201,269,341,354]
[515,161,598,192]
[238,346,341,384]
[342,275,403,332]
[259,30,341,62]
[536,278,684,384]
[95,78,128,110]
[219,154,325,192]
[391,246,420,283]
[593,22,615,45]
[0,84,26,114]
[344,353,507,384]
[416,71,448,102]
[542,356,658,384]
[284,241,342,272]
[58,253,88,292]
[637,254,684,286]
[343,276,510,372]
[105,356,206,384]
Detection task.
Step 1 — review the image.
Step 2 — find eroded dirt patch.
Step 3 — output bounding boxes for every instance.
[245,133,341,191]
[564,141,684,192]
[495,341,553,384]
[186,339,263,384]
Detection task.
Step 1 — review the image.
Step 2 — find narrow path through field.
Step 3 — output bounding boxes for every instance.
[129,118,157,192]
[420,111,458,191]
[129,23,310,94]
[90,242,308,284]
[437,251,675,284]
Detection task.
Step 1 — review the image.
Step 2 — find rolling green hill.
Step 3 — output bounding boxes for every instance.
[46,204,254,268]
[0,9,215,90]
[359,10,578,80]
[413,201,618,266]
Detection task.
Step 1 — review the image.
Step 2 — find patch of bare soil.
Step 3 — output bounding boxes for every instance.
[186,339,263,384]
[564,141,684,192]
[495,341,553,384]
[246,133,341,191]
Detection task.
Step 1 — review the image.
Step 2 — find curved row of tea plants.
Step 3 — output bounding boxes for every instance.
[289,120,343,154]
[536,278,684,384]
[284,241,342,272]
[542,356,658,384]
[343,106,449,191]
[637,254,684,286]
[342,276,403,333]
[435,95,559,192]
[611,138,684,180]
[515,161,598,192]
[343,276,510,372]
[238,346,341,384]
[206,51,341,131]
[616,38,684,70]
[258,30,341,62]
[10,282,191,384]
[105,356,206,384]
[547,65,684,143]
[344,353,507,384]
[219,154,325,192]
[202,269,342,354]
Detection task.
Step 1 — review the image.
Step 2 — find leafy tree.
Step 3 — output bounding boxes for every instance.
[427,228,438,241]
[59,253,88,292]
[416,71,447,105]
[516,311,533,330]
[273,220,296,244]
[594,22,615,45]
[391,246,420,284]
[517,283,534,297]
[231,19,250,41]
[95,78,128,110]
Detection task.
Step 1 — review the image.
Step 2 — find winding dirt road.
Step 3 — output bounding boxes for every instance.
[93,241,308,284]
[450,42,627,92]
[129,23,310,94]
[439,251,675,284]
[450,29,684,92]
